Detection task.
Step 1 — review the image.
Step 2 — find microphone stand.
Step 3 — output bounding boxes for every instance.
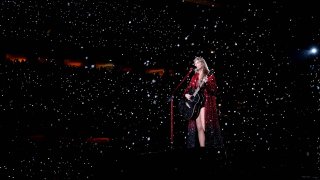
[169,68,193,148]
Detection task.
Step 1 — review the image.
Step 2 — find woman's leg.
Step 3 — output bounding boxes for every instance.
[196,107,206,147]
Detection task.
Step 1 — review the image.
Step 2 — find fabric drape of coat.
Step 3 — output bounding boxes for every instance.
[183,71,224,149]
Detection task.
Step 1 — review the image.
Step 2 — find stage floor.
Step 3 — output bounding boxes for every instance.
[0,137,319,179]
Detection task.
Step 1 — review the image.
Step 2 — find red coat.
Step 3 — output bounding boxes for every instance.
[183,72,224,149]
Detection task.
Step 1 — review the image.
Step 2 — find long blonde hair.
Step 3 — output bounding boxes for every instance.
[194,56,210,75]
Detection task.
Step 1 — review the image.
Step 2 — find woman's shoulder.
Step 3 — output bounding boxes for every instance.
[207,71,215,77]
[207,73,216,81]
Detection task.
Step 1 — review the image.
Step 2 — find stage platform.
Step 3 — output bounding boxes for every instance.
[0,136,319,179]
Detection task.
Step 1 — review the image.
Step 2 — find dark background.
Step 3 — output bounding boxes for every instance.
[0,0,319,178]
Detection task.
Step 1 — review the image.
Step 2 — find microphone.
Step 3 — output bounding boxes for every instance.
[190,67,198,72]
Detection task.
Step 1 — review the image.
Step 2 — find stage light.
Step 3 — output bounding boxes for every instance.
[308,47,318,55]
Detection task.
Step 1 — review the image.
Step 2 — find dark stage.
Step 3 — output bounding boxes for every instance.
[0,135,318,179]
[1,0,320,179]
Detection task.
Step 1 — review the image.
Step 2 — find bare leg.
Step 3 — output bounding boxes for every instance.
[196,107,206,147]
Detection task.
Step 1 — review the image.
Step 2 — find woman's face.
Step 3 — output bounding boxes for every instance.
[194,60,203,70]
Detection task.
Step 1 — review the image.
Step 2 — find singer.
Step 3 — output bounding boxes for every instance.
[181,56,224,150]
